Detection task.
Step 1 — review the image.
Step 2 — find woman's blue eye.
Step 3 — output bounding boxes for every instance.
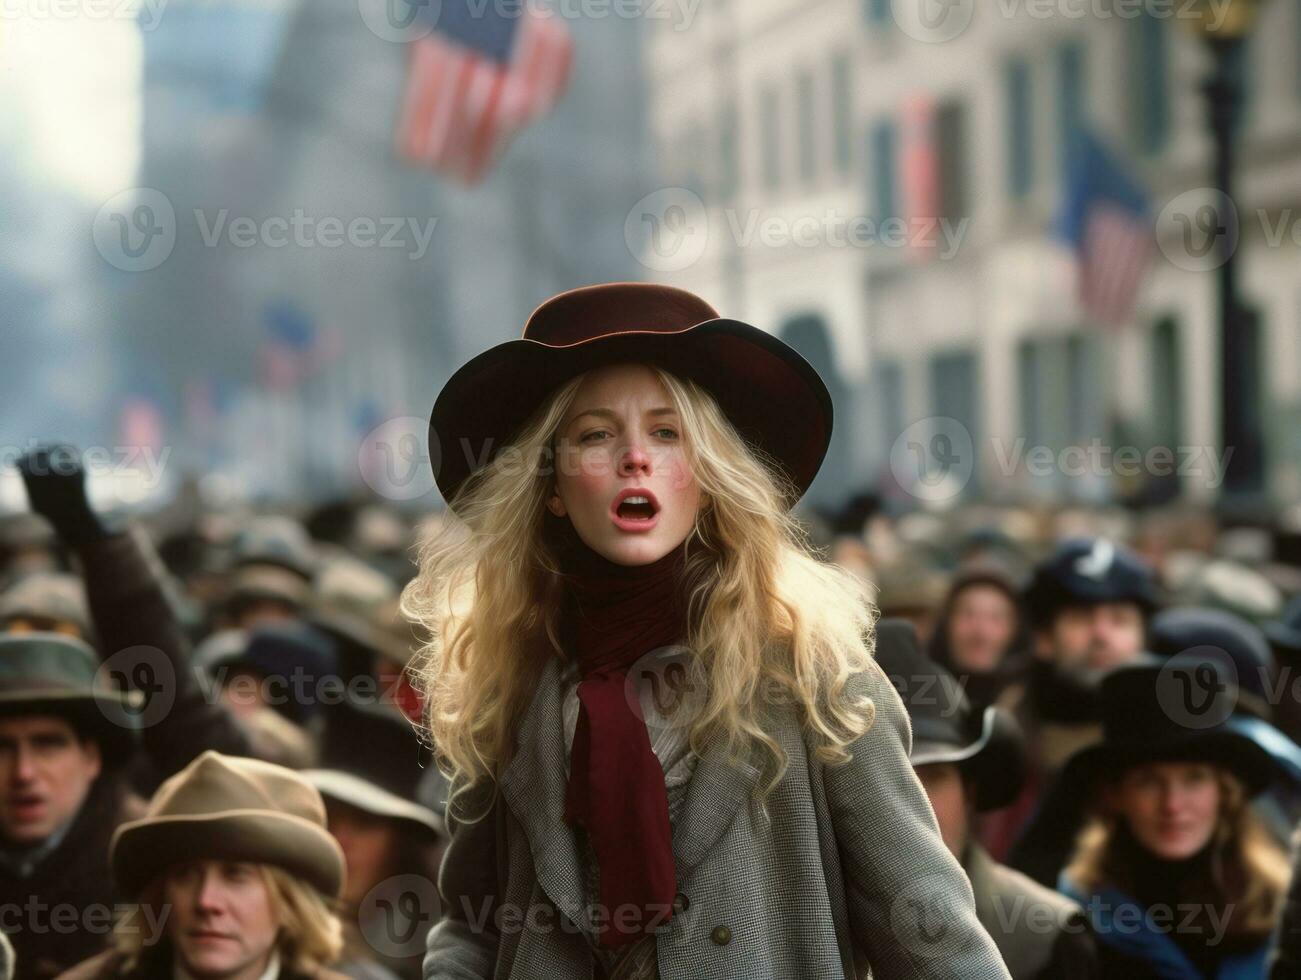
[654,428,678,439]
[580,431,610,443]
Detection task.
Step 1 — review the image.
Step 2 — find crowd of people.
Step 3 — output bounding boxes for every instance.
[3,439,1301,979]
[0,447,443,980]
[815,493,1301,978]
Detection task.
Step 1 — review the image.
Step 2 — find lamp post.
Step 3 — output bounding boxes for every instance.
[1181,0,1265,502]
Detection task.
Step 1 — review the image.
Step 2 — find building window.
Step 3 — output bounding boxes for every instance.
[1017,340,1043,451]
[930,350,981,493]
[680,121,706,197]
[870,119,898,222]
[797,69,818,184]
[718,101,739,200]
[1057,40,1087,164]
[1150,315,1182,449]
[1005,57,1033,198]
[1065,332,1102,441]
[760,84,782,190]
[875,359,905,454]
[1129,11,1170,155]
[831,52,853,177]
[936,99,968,223]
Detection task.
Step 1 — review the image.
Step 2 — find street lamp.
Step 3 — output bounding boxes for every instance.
[1179,0,1266,502]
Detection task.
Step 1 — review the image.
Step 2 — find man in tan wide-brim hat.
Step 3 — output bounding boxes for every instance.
[59,751,351,980]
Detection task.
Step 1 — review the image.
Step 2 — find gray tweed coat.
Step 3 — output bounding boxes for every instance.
[423,652,1011,979]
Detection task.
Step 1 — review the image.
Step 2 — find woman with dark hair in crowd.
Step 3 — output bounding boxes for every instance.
[1059,657,1292,979]
[928,566,1030,712]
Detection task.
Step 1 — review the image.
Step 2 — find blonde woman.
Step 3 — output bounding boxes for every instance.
[57,751,349,980]
[1059,658,1294,979]
[406,282,1008,979]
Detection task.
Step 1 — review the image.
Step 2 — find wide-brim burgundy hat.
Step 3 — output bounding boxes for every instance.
[429,282,833,511]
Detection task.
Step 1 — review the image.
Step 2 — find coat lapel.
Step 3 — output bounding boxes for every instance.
[498,655,592,932]
[669,709,765,870]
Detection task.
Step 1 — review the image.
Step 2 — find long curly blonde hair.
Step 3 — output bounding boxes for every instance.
[403,364,877,816]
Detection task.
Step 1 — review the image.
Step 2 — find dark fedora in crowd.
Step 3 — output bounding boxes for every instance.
[1266,594,1301,661]
[195,621,338,727]
[1059,655,1301,796]
[0,632,142,761]
[308,699,443,840]
[1024,537,1159,626]
[874,618,1026,811]
[1149,606,1275,720]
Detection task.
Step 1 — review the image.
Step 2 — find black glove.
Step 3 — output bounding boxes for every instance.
[18,444,113,547]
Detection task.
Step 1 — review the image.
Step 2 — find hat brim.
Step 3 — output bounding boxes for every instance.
[227,567,311,608]
[430,319,833,511]
[310,609,411,666]
[0,691,141,763]
[1264,621,1301,657]
[110,810,345,900]
[307,769,443,839]
[912,707,1027,812]
[1059,718,1294,797]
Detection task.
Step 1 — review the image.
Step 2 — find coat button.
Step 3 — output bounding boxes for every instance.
[673,892,690,913]
[710,925,731,946]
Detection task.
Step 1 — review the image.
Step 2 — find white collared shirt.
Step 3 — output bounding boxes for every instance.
[175,948,280,980]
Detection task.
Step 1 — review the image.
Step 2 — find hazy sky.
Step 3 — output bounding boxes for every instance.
[4,1,142,201]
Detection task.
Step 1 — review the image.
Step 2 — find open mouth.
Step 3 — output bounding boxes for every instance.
[611,489,661,528]
[9,795,44,818]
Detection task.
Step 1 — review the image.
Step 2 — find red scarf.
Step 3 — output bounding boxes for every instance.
[554,520,688,948]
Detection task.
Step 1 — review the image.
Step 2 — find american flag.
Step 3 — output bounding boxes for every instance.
[259,301,343,391]
[899,94,938,261]
[119,394,166,456]
[395,0,574,184]
[1058,127,1153,327]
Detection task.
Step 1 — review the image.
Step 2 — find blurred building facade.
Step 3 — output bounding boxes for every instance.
[117,0,653,503]
[645,0,1301,508]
